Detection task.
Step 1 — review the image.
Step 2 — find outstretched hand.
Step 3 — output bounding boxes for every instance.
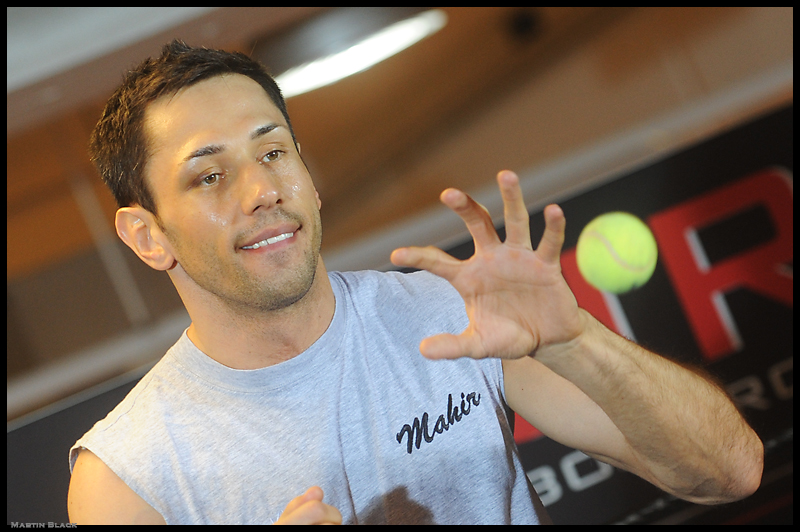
[390,170,586,360]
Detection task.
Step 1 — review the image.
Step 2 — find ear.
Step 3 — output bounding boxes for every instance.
[115,206,175,271]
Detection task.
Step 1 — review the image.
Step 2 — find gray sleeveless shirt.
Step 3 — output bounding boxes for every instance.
[70,270,547,524]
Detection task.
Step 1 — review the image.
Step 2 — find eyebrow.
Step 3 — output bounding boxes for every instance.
[182,123,283,163]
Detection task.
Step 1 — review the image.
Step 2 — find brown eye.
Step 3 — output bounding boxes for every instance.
[201,173,220,186]
[262,150,283,163]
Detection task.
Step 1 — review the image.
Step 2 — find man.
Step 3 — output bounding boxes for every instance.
[68,40,763,524]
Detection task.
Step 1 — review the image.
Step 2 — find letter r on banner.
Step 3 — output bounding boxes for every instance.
[648,169,793,362]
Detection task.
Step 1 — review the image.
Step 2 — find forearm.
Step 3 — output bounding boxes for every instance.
[535,309,763,504]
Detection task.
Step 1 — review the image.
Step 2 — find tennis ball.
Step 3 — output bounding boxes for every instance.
[576,212,657,294]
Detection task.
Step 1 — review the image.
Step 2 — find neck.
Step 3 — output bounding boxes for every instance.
[180,261,335,370]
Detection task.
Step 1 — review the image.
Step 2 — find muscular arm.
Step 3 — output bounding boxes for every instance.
[503,310,764,504]
[392,170,763,506]
[68,449,166,524]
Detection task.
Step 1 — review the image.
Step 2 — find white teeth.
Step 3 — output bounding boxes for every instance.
[242,232,294,249]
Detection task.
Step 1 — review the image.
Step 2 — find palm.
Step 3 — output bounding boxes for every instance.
[391,170,585,360]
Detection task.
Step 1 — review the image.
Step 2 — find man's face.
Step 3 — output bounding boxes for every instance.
[143,74,323,312]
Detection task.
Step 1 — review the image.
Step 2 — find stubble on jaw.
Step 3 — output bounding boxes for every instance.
[164,206,323,315]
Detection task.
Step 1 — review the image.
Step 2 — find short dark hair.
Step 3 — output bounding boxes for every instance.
[89,39,295,216]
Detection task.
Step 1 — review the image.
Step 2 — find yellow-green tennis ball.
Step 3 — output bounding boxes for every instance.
[576,212,658,294]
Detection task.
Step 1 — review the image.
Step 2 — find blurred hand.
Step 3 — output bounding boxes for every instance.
[273,486,342,525]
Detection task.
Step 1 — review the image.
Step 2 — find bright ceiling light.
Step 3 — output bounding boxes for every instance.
[275,9,447,98]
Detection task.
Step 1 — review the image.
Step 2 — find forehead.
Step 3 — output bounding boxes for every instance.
[151,73,278,116]
[144,74,287,151]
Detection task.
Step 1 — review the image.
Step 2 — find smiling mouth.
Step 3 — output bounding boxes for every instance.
[241,232,295,250]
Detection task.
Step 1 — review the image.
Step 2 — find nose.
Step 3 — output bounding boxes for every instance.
[240,161,282,215]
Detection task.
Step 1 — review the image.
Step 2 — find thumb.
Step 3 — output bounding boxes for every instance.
[303,486,324,501]
[420,332,483,360]
[282,486,324,515]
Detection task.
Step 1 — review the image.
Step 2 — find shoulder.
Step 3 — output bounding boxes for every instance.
[66,340,193,521]
[331,270,500,379]
[68,448,166,524]
[331,270,465,332]
[331,269,461,309]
